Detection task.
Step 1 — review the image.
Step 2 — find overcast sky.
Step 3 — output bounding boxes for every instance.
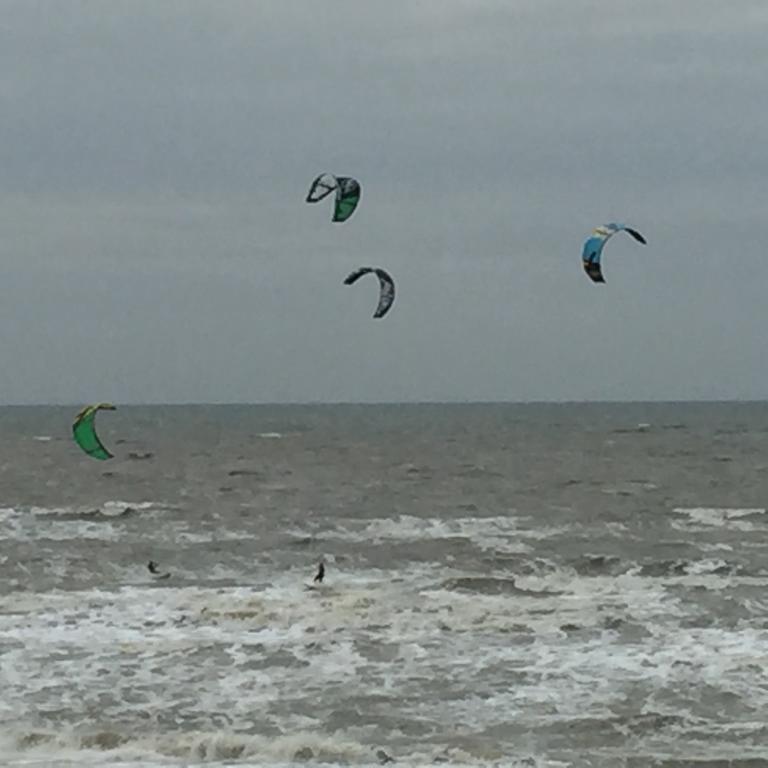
[0,0,766,404]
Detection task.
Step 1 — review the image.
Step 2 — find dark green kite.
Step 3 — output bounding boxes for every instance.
[306,173,361,223]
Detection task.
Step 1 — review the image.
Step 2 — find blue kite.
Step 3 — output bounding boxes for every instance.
[582,223,646,283]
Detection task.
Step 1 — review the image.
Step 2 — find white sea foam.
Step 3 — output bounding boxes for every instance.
[0,723,561,768]
[0,502,188,544]
[2,561,768,766]
[672,507,766,532]
[303,515,534,554]
[30,501,169,517]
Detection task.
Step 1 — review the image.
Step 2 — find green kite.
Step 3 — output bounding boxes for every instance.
[72,403,116,460]
[306,173,361,223]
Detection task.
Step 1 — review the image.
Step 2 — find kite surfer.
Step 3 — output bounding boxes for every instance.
[148,561,170,579]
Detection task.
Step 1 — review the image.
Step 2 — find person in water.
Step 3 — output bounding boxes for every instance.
[314,561,325,584]
[147,561,170,579]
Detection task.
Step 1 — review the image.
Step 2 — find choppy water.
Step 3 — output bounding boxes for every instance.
[1,403,768,768]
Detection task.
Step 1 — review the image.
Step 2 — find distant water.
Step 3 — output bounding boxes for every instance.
[1,402,768,767]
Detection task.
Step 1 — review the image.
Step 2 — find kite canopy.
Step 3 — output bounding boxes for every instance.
[72,403,117,460]
[306,173,361,222]
[343,267,395,319]
[582,223,646,283]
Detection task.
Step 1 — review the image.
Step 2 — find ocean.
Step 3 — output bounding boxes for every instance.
[1,402,767,768]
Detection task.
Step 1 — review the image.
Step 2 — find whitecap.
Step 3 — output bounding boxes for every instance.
[672,507,766,532]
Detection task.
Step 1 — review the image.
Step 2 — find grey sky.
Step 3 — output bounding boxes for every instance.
[1,0,766,404]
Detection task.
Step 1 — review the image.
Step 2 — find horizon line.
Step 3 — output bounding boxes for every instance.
[1,398,767,408]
